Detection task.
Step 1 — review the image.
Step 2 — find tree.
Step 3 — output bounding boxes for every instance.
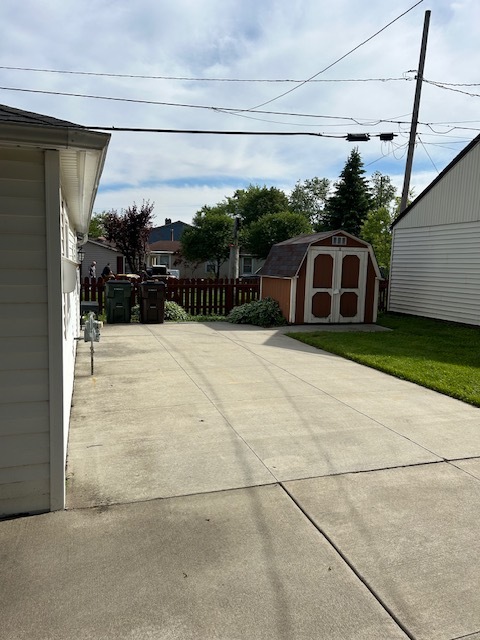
[289,177,330,229]
[243,211,312,259]
[180,207,234,278]
[360,207,393,271]
[370,171,397,212]
[324,148,372,236]
[228,185,289,226]
[103,201,154,273]
[88,212,109,239]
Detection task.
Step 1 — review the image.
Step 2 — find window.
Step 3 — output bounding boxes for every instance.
[332,235,347,246]
[205,261,216,274]
[242,257,253,275]
[152,254,170,267]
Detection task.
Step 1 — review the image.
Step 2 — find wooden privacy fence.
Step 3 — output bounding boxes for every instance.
[378,279,389,313]
[81,277,260,316]
[81,277,389,317]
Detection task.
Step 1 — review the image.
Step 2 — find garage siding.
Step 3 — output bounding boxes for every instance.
[0,148,50,516]
[389,221,480,325]
[394,141,480,230]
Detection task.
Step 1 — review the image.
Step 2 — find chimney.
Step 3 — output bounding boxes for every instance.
[165,218,172,225]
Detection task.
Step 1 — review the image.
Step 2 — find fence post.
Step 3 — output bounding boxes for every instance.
[224,278,234,314]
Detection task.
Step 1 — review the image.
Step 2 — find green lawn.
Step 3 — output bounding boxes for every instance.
[287,313,480,407]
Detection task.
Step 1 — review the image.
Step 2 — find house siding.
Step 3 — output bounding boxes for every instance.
[394,142,480,230]
[389,221,480,325]
[81,240,123,279]
[0,148,50,516]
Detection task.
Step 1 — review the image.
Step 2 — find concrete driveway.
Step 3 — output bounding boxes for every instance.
[2,321,480,640]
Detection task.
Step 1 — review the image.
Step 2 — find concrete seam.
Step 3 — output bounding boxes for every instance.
[279,481,417,640]
[66,481,281,512]
[451,630,480,640]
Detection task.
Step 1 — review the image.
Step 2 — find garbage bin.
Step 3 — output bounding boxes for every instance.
[106,280,132,323]
[140,280,166,324]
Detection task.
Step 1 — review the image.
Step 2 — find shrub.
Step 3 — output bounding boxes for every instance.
[164,301,190,322]
[131,304,140,323]
[227,297,287,328]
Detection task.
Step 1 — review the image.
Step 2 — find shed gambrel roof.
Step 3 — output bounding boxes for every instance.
[259,231,367,278]
[392,132,480,228]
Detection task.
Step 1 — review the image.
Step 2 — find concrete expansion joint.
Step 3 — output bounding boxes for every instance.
[451,630,480,640]
[66,481,281,512]
[278,481,417,640]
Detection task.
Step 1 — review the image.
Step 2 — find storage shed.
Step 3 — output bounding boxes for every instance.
[259,230,381,324]
[389,133,480,326]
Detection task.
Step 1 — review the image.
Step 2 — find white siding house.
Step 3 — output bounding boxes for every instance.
[0,105,109,517]
[389,134,480,326]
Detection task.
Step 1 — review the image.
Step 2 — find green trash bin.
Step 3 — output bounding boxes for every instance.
[140,280,166,324]
[106,280,132,323]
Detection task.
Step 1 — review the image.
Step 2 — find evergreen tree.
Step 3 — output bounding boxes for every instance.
[324,148,372,236]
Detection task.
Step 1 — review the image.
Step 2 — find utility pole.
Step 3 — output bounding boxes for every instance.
[229,215,240,280]
[400,10,431,213]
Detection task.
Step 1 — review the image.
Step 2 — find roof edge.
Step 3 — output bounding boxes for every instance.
[392,133,480,228]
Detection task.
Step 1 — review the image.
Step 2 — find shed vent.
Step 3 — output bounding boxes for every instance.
[332,236,347,246]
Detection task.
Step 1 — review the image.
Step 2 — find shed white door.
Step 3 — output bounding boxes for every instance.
[304,248,367,323]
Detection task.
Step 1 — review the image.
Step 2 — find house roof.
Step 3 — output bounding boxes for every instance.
[259,231,348,278]
[87,238,121,253]
[0,103,110,234]
[148,240,181,252]
[0,104,82,128]
[149,221,191,243]
[392,133,480,228]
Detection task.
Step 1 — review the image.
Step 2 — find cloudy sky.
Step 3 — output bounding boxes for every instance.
[2,0,480,225]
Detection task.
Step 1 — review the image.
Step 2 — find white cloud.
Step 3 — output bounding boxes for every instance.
[1,0,479,224]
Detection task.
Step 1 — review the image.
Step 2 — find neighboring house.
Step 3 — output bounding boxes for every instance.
[149,219,191,243]
[259,231,380,324]
[0,104,109,517]
[147,240,182,273]
[81,238,124,278]
[147,239,263,279]
[389,133,480,326]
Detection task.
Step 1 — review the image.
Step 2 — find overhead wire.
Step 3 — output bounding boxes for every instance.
[417,135,439,173]
[0,65,412,84]
[246,0,424,110]
[2,84,480,138]
[0,84,414,125]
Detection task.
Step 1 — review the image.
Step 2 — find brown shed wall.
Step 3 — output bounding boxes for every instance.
[261,277,292,321]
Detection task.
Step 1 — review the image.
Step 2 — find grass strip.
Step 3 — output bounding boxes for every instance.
[287,313,480,407]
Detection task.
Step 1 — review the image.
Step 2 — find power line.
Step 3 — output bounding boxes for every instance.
[417,135,439,173]
[0,65,412,84]
[3,65,479,92]
[424,79,480,98]
[2,85,480,136]
[56,125,399,139]
[0,84,412,124]
[246,0,424,110]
